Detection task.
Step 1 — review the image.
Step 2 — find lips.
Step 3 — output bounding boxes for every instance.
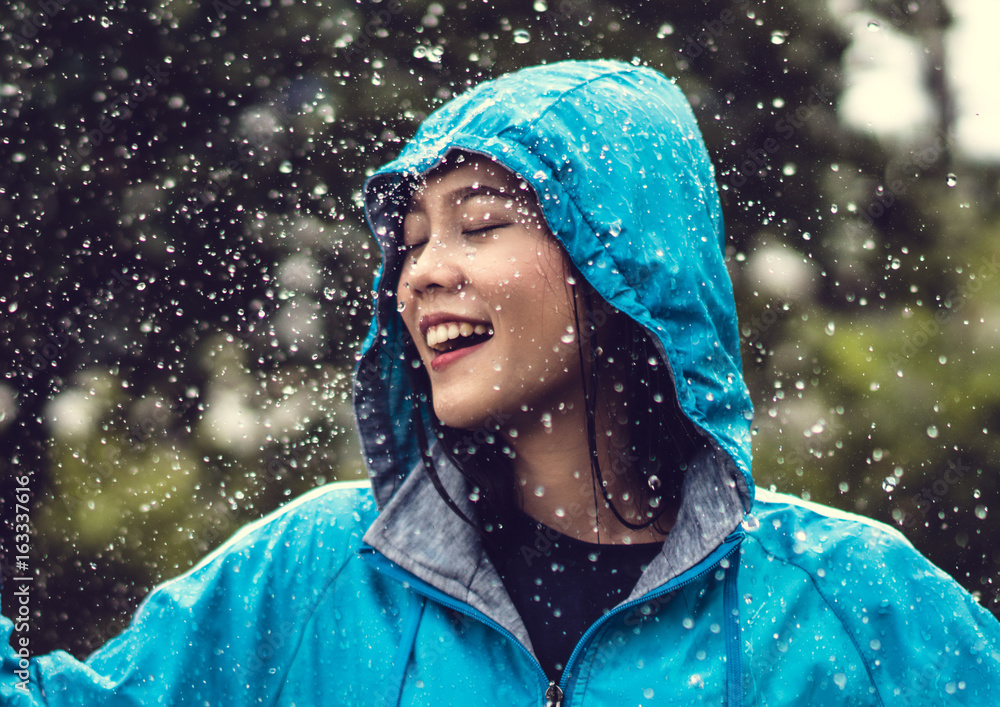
[428,337,491,371]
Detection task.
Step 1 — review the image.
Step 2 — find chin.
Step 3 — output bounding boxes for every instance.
[432,398,498,433]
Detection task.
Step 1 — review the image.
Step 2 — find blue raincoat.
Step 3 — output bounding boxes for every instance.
[3,60,999,706]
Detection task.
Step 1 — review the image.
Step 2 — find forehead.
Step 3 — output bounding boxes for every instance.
[406,155,525,212]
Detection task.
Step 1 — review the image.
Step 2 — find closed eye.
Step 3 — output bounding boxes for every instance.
[462,223,511,237]
[399,241,426,255]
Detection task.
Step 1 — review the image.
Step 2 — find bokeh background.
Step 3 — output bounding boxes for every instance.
[2,0,999,656]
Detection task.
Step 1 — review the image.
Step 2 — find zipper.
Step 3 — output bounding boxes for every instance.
[555,529,744,695]
[545,681,564,707]
[360,528,744,705]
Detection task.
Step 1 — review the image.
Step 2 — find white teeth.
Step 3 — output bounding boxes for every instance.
[424,321,494,350]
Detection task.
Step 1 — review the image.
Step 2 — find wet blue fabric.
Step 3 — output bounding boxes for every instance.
[4,60,1000,706]
[5,485,998,705]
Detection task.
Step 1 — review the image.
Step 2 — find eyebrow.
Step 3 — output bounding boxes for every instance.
[452,184,515,204]
[407,183,515,216]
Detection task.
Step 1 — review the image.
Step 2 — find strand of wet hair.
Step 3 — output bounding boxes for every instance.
[574,284,661,533]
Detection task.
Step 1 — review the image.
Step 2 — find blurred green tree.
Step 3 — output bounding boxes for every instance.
[1,0,997,657]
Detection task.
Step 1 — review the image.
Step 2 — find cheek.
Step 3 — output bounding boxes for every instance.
[395,279,419,336]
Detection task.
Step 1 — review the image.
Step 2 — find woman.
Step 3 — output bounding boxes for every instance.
[4,59,998,706]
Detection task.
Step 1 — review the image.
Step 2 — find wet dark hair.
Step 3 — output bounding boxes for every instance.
[405,277,702,540]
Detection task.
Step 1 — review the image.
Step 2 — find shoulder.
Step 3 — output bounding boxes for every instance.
[747,488,916,568]
[236,478,377,540]
[744,488,972,608]
[742,489,1000,701]
[158,480,379,604]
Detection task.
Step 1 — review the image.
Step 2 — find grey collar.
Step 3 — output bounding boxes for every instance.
[362,442,746,655]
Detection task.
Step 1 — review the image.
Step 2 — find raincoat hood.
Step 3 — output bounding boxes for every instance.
[356,59,754,512]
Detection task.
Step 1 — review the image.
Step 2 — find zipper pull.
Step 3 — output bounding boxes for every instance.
[545,681,564,707]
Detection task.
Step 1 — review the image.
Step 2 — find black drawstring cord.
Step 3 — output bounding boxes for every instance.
[406,360,482,534]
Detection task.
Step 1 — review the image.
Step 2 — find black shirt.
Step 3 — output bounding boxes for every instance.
[484,510,663,682]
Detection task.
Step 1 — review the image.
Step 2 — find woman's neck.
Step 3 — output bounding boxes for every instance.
[503,394,674,546]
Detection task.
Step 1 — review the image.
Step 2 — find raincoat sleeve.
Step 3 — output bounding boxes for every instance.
[847,524,1000,702]
[1,483,366,706]
[750,492,1000,703]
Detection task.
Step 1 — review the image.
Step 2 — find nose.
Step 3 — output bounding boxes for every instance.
[402,238,465,296]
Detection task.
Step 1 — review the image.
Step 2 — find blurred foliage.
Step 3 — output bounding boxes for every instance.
[1,0,998,656]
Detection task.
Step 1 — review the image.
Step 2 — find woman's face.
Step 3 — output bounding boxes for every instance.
[396,154,583,431]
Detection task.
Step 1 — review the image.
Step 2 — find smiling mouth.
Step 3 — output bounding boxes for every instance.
[426,322,495,353]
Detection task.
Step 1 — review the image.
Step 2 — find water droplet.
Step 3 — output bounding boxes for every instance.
[657,23,674,38]
[946,173,957,187]
[512,29,531,44]
[868,21,881,31]
[533,485,546,497]
[975,505,988,520]
[541,412,552,429]
[533,0,548,10]
[825,321,836,336]
[647,475,661,491]
[770,30,788,44]
[926,425,939,438]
